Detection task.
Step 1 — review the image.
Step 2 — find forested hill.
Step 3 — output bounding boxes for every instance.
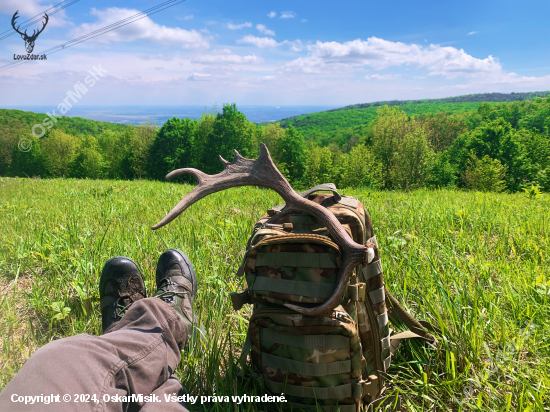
[277,91,550,143]
[328,91,550,112]
[0,108,131,140]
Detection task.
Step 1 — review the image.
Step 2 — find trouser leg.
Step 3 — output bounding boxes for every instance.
[0,298,190,412]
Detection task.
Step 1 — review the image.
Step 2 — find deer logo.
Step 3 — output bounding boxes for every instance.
[12,11,49,54]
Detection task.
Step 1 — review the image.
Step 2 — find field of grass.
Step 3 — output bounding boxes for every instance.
[0,176,549,411]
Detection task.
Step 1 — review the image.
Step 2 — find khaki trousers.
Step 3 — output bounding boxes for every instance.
[0,298,190,412]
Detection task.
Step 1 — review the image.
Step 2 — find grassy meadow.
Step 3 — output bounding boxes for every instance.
[0,176,549,411]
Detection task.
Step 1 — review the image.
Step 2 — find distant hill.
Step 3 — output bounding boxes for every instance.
[277,91,550,139]
[327,91,550,112]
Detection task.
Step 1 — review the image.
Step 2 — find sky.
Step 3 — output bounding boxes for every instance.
[0,0,549,106]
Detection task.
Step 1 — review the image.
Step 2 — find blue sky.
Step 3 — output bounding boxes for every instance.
[1,0,549,106]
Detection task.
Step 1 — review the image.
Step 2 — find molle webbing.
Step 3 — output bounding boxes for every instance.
[261,353,351,376]
[363,260,382,280]
[252,277,335,299]
[260,328,350,349]
[263,377,362,400]
[255,252,338,268]
[369,287,385,305]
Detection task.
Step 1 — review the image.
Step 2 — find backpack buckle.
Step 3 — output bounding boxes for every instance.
[362,375,379,401]
[230,289,252,310]
[348,283,366,301]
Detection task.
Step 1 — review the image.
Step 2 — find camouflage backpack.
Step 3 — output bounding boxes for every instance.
[230,183,437,410]
[151,145,437,411]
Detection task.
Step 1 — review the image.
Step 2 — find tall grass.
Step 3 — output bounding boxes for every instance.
[0,176,548,410]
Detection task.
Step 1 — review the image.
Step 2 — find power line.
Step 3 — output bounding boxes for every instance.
[0,0,186,73]
[0,0,82,41]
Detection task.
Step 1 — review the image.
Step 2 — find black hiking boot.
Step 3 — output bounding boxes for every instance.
[99,256,147,333]
[153,249,206,349]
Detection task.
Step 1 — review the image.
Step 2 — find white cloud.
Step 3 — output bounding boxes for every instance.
[285,37,507,79]
[183,15,194,20]
[70,7,209,49]
[267,11,277,19]
[192,49,260,65]
[301,19,308,23]
[281,11,296,19]
[284,39,303,52]
[256,24,275,36]
[467,31,479,36]
[237,35,278,48]
[365,74,400,80]
[226,22,252,30]
[236,36,303,51]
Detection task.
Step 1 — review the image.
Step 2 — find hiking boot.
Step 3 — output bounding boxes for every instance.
[99,256,147,333]
[153,249,205,348]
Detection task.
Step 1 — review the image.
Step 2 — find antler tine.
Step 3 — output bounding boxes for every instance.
[35,13,49,37]
[11,11,25,36]
[152,143,368,315]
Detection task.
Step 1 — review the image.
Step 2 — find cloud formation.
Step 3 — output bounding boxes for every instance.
[226,22,252,30]
[365,74,400,80]
[70,7,209,49]
[280,11,296,19]
[285,37,507,79]
[237,35,278,48]
[256,24,275,36]
[191,49,260,65]
[267,11,277,19]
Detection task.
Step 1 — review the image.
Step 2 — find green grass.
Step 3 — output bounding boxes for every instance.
[0,176,549,411]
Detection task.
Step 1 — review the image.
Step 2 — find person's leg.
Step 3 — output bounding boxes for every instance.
[0,251,200,412]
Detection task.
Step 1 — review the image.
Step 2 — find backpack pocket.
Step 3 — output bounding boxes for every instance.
[244,232,342,306]
[248,306,371,411]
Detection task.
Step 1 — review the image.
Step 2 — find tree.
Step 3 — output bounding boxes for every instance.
[419,111,467,152]
[339,145,382,188]
[370,106,414,188]
[462,153,507,192]
[147,118,197,181]
[8,134,48,177]
[202,104,254,174]
[68,147,105,179]
[40,129,80,177]
[426,151,458,188]
[275,125,306,184]
[392,127,435,189]
[121,121,157,179]
[259,122,285,161]
[191,114,215,170]
[303,145,334,187]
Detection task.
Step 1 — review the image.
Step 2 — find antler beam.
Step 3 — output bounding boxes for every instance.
[153,144,368,315]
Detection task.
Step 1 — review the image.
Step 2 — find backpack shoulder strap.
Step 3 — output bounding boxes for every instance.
[384,288,439,353]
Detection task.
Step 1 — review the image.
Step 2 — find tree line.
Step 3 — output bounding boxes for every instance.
[2,98,550,193]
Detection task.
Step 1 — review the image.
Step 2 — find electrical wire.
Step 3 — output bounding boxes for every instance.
[0,0,186,73]
[0,0,82,41]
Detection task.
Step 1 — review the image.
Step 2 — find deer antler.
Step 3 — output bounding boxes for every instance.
[153,144,369,315]
[11,11,25,37]
[11,11,49,39]
[31,13,49,39]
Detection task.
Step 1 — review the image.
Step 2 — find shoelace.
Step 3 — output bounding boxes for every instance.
[113,297,130,319]
[155,279,189,301]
